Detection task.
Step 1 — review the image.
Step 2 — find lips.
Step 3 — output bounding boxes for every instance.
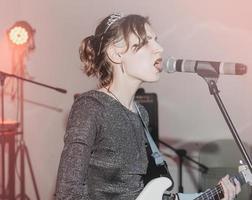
[154,58,163,72]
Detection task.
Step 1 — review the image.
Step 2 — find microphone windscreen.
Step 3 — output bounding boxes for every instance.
[165,57,176,73]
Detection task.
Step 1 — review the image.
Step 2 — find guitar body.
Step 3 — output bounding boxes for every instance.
[136,165,252,200]
[136,177,172,200]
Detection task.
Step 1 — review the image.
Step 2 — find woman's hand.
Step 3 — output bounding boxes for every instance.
[219,175,241,200]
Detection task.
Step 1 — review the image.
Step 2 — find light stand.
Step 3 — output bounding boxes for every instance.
[0,70,66,200]
[0,20,67,200]
[0,71,7,198]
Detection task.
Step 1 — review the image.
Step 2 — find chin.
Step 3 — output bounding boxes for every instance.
[144,74,161,82]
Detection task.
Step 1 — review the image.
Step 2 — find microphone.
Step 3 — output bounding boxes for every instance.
[166,57,247,75]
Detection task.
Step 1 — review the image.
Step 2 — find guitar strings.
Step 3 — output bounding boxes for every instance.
[194,171,244,200]
[194,184,223,200]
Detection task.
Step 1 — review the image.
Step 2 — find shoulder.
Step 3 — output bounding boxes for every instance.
[65,91,106,136]
[67,90,107,124]
[72,90,105,111]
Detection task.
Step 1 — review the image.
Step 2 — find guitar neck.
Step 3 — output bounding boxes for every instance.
[194,172,246,200]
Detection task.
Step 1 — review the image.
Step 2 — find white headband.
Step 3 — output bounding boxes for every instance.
[103,13,123,33]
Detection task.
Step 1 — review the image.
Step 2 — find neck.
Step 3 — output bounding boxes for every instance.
[99,63,144,111]
[103,79,141,112]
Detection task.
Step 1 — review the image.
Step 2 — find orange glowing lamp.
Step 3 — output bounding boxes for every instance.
[7,21,35,49]
[8,26,29,45]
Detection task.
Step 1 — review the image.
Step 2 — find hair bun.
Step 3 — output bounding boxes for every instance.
[79,35,98,76]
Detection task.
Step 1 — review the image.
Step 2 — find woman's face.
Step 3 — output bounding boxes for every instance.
[121,23,164,83]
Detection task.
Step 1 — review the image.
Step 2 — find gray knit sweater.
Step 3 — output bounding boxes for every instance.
[55,90,149,200]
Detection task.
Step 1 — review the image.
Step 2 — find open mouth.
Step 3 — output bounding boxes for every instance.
[154,58,163,72]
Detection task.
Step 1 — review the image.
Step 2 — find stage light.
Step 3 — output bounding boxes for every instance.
[9,26,29,45]
[7,21,35,48]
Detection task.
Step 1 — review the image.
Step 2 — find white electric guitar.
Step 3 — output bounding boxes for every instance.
[136,165,252,200]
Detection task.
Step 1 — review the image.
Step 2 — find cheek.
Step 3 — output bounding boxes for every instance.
[125,52,153,71]
[125,57,152,76]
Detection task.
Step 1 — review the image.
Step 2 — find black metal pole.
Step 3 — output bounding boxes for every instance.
[0,65,66,200]
[177,149,186,193]
[159,140,208,193]
[0,71,67,94]
[206,79,252,173]
[8,133,16,200]
[0,74,6,199]
[159,140,208,172]
[195,65,252,173]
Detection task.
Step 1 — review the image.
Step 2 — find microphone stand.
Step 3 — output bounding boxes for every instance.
[159,140,208,193]
[196,68,252,173]
[0,71,67,94]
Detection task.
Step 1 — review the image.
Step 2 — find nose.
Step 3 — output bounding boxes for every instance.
[154,41,164,54]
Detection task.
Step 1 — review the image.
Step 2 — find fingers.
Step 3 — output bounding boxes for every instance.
[219,175,240,200]
[234,178,241,196]
[220,175,232,200]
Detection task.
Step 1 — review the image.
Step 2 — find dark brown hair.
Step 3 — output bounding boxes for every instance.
[79,14,150,88]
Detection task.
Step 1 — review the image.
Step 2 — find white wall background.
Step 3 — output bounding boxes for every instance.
[0,0,252,199]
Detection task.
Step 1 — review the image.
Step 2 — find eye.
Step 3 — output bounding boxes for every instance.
[147,36,152,40]
[146,35,158,44]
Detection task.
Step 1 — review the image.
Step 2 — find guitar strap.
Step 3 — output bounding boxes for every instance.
[134,102,165,166]
[135,102,174,191]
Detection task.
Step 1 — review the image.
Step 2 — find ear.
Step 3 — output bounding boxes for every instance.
[106,44,122,64]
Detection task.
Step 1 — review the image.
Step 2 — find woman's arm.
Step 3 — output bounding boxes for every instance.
[55,97,99,199]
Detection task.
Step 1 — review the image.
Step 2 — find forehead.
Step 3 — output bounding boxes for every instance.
[113,23,156,49]
[128,23,156,43]
[144,24,156,37]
